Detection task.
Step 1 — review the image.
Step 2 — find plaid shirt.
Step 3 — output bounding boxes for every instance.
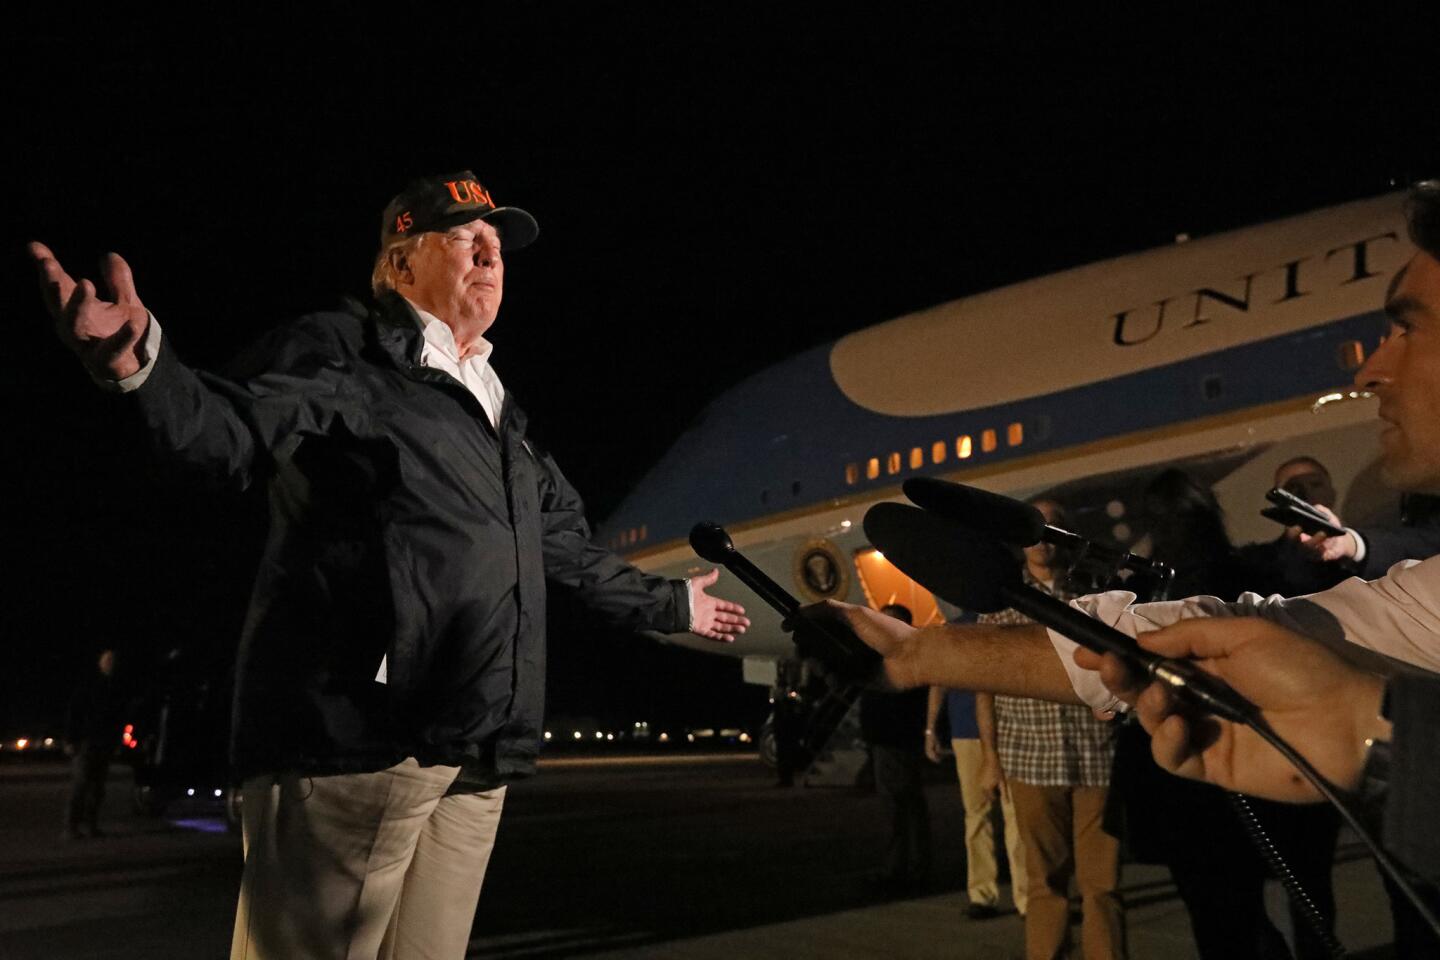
[978,571,1116,787]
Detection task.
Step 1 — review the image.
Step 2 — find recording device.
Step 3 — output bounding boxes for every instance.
[902,477,1176,597]
[863,502,1257,723]
[688,522,880,681]
[1262,487,1346,537]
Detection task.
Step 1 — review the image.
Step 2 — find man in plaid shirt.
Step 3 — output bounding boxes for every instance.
[975,499,1123,960]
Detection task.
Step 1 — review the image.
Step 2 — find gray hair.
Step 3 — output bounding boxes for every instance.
[370,233,431,297]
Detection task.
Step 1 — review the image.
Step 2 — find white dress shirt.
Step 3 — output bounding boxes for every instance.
[1049,556,1440,714]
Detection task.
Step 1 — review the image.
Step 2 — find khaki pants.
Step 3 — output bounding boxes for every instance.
[1009,781,1123,960]
[952,739,1027,913]
[231,757,506,960]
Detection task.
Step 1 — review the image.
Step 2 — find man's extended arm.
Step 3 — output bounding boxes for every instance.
[533,449,747,640]
[806,601,1080,703]
[30,242,345,491]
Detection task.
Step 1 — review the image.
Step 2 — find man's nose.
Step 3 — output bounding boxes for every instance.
[1355,335,1397,391]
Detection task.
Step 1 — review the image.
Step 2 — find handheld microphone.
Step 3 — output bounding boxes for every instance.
[689,522,880,680]
[862,502,1257,724]
[902,477,1175,590]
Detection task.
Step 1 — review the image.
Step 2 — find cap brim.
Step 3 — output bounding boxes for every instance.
[422,206,540,251]
[482,207,540,251]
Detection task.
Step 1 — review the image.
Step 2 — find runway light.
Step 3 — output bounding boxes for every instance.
[606,734,614,741]
[15,739,28,750]
[658,733,669,743]
[43,738,54,747]
[594,731,604,740]
[214,789,223,798]
[739,732,752,743]
[187,788,196,797]
[687,733,696,743]
[573,731,582,740]
[544,731,553,741]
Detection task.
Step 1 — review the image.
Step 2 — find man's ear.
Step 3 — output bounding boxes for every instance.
[390,248,414,286]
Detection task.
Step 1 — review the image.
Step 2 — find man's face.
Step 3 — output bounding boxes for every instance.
[1273,462,1335,508]
[403,218,505,335]
[1356,252,1440,494]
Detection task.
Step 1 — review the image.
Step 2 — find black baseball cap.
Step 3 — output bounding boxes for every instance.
[379,171,539,250]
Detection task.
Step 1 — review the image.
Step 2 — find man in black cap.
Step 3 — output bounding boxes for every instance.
[29,171,749,960]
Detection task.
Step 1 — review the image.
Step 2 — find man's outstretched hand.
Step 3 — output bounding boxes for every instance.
[688,568,750,642]
[1074,617,1389,803]
[29,242,150,381]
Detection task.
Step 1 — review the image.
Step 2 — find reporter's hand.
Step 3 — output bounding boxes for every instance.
[923,729,942,764]
[29,242,150,381]
[1296,504,1359,563]
[792,600,920,690]
[1079,618,1387,803]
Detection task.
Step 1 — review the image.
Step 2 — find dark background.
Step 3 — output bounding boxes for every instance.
[4,8,1439,738]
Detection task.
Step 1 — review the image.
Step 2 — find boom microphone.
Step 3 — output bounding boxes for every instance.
[862,502,1256,724]
[689,522,879,680]
[902,477,1174,589]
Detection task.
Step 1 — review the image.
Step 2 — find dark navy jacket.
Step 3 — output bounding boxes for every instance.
[130,293,687,783]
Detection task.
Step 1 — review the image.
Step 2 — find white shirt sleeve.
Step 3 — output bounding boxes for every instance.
[93,313,163,393]
[1048,555,1440,712]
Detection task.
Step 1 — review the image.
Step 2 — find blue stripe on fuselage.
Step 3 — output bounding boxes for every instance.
[600,310,1388,549]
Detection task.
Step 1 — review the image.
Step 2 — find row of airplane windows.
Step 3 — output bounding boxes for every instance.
[608,420,1029,550]
[610,523,650,551]
[844,422,1026,486]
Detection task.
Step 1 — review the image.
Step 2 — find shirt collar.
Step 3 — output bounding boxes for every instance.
[403,297,495,367]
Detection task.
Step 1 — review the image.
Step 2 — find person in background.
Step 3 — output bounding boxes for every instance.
[64,648,125,840]
[860,604,932,897]
[927,681,1024,920]
[976,499,1123,960]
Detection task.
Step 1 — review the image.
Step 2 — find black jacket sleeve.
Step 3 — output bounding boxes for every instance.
[533,448,689,634]
[1356,520,1440,578]
[124,318,352,491]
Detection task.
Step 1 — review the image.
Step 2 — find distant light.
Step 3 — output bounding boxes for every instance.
[687,733,696,742]
[606,734,614,741]
[544,731,553,741]
[573,731,582,740]
[213,789,223,798]
[186,788,196,797]
[1112,523,1132,542]
[1106,500,1125,519]
[1175,232,1191,244]
[15,738,28,750]
[594,731,604,740]
[739,732,752,743]
[658,733,669,743]
[43,738,55,748]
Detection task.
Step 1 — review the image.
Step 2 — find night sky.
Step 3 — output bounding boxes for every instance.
[4,10,1439,737]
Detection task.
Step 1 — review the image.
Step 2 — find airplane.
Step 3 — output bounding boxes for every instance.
[595,191,1410,763]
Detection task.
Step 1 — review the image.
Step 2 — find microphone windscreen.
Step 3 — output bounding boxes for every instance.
[863,502,1020,612]
[689,522,737,563]
[902,477,1045,546]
